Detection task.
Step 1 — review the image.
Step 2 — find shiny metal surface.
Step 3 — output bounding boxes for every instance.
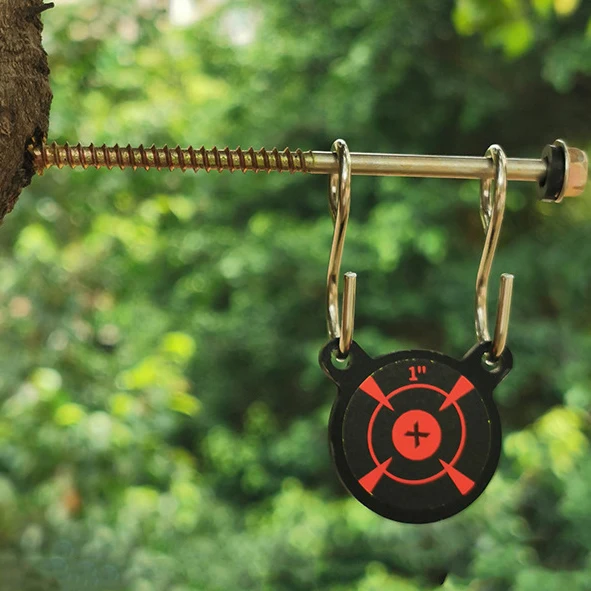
[32,141,587,196]
[326,139,354,358]
[475,145,513,361]
[340,272,357,358]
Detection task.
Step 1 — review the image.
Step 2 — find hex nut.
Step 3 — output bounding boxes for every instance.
[539,140,588,202]
[565,146,588,197]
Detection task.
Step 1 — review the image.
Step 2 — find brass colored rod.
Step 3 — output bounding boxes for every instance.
[32,142,546,182]
[32,142,587,197]
[310,151,547,181]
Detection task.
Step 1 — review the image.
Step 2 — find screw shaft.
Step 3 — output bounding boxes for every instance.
[33,142,310,174]
[30,141,588,198]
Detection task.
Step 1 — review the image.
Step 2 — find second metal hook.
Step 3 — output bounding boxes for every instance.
[476,145,514,361]
[326,139,356,359]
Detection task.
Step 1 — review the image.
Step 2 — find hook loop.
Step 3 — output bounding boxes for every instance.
[475,144,514,361]
[326,139,356,358]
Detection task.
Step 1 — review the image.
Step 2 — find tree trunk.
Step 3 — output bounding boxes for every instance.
[0,0,53,221]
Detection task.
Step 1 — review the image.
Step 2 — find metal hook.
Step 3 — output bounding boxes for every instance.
[326,139,357,359]
[475,145,514,361]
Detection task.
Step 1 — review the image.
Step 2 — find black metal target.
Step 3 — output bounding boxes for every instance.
[319,340,512,523]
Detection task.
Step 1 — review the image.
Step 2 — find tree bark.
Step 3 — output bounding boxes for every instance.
[0,0,53,221]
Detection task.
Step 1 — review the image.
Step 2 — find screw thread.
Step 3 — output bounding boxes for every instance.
[33,142,310,174]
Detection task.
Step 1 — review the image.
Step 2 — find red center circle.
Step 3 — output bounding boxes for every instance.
[392,409,442,461]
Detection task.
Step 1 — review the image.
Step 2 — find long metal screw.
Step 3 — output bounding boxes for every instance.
[31,140,588,197]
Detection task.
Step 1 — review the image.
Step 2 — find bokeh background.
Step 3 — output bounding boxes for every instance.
[2,0,591,589]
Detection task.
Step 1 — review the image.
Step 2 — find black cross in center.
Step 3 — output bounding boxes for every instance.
[405,421,430,447]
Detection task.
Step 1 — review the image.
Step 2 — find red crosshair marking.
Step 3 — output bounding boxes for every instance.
[359,376,394,410]
[358,458,392,493]
[364,382,471,488]
[439,375,474,410]
[439,460,475,495]
[392,410,441,461]
[406,422,430,447]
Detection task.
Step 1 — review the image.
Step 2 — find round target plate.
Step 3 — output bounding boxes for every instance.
[319,340,512,524]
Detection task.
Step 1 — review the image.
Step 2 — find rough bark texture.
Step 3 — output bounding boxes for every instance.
[0,0,53,221]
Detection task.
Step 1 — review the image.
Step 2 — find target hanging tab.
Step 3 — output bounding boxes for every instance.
[319,141,514,524]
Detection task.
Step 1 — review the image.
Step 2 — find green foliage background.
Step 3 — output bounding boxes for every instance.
[2,0,591,589]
